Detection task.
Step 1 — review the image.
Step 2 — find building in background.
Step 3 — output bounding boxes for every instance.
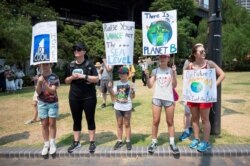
[195,0,209,9]
[236,0,250,11]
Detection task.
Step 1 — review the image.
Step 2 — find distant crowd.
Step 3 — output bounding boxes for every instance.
[0,64,25,93]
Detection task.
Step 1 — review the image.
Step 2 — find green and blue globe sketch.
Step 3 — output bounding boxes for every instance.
[191,82,203,93]
[147,21,172,46]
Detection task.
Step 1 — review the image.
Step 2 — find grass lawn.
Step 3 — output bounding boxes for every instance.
[0,72,250,148]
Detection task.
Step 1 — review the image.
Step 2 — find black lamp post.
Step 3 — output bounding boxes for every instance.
[208,0,222,135]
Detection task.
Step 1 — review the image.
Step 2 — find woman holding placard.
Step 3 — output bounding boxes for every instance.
[184,43,225,152]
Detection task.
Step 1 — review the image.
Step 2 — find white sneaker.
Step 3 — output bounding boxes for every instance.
[41,144,49,156]
[49,141,56,155]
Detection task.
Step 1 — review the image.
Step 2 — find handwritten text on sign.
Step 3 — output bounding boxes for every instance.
[103,21,135,65]
[182,69,217,103]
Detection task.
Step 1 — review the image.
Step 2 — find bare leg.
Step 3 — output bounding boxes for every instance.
[124,112,131,140]
[49,118,57,139]
[165,104,175,137]
[73,131,81,141]
[151,105,162,139]
[41,118,49,142]
[88,130,95,142]
[190,107,200,139]
[200,108,211,142]
[116,116,123,140]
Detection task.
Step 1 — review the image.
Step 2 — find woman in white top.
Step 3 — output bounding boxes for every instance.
[145,54,179,155]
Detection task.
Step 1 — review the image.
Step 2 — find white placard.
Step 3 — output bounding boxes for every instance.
[142,10,177,56]
[30,21,57,65]
[182,69,217,103]
[103,21,135,65]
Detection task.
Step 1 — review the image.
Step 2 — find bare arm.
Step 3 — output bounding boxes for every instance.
[108,81,115,98]
[65,74,78,84]
[36,75,57,95]
[102,59,112,72]
[208,60,225,86]
[130,83,135,99]
[172,65,177,88]
[145,69,155,89]
[65,74,99,84]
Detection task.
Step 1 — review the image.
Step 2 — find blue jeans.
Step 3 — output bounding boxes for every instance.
[38,101,59,119]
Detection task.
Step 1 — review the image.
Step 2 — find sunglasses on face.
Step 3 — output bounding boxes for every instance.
[73,47,82,52]
[199,50,206,54]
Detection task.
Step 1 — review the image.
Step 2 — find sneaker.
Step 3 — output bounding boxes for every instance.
[170,144,180,155]
[126,141,132,150]
[189,139,200,149]
[49,141,56,155]
[148,142,157,153]
[89,141,96,153]
[41,144,50,156]
[179,131,191,141]
[197,140,211,152]
[113,141,123,150]
[68,141,81,153]
[101,103,106,109]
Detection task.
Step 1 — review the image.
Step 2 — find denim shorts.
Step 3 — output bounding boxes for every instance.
[38,101,59,119]
[152,98,174,107]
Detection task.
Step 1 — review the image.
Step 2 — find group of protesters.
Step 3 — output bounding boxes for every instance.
[29,42,225,157]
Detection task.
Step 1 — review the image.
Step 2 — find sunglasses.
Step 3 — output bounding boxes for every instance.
[73,47,82,52]
[199,50,205,54]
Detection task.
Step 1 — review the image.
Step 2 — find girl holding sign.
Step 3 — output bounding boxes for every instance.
[145,54,179,155]
[36,63,60,157]
[184,43,225,152]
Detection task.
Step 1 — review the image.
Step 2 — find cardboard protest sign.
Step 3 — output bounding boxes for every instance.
[30,21,57,65]
[183,69,217,103]
[142,10,177,56]
[103,21,135,65]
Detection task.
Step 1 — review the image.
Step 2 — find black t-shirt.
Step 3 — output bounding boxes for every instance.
[65,60,98,100]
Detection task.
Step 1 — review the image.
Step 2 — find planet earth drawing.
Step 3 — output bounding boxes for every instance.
[190,82,203,93]
[147,21,172,46]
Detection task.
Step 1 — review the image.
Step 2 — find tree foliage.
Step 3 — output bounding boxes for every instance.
[149,0,196,20]
[195,0,250,70]
[79,20,105,59]
[0,0,58,67]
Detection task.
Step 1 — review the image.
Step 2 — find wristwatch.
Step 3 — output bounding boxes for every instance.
[85,74,88,80]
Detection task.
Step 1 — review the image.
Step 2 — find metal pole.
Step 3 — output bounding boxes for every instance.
[208,0,222,135]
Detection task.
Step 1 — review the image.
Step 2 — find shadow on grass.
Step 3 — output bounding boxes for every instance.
[233,82,250,86]
[132,102,142,109]
[131,133,150,144]
[0,131,30,145]
[57,132,117,147]
[222,106,244,116]
[225,99,246,103]
[57,113,71,121]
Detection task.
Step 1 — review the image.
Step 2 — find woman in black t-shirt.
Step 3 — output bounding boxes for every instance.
[65,43,99,154]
